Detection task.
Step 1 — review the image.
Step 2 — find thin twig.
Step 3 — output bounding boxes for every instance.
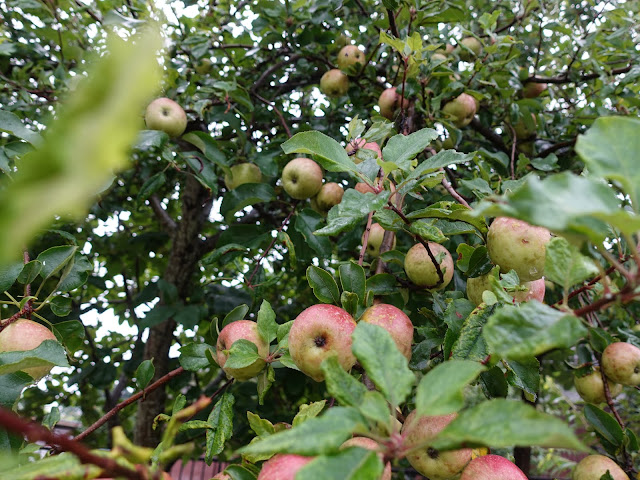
[525,64,632,84]
[359,212,375,266]
[599,362,626,429]
[252,93,292,138]
[507,123,517,179]
[440,169,471,208]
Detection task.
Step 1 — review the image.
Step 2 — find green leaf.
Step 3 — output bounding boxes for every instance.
[575,116,640,208]
[544,237,599,291]
[584,404,624,447]
[296,448,383,480]
[351,322,415,406]
[51,320,84,352]
[224,465,257,480]
[314,190,390,236]
[224,339,260,369]
[179,343,215,371]
[322,356,367,407]
[237,407,365,456]
[37,246,77,281]
[484,302,588,359]
[0,340,69,377]
[359,391,392,429]
[247,411,275,437]
[415,360,486,416]
[222,305,249,329]
[339,262,366,302]
[205,392,235,463]
[341,291,359,316]
[135,359,155,389]
[0,372,33,408]
[432,399,587,451]
[220,183,275,222]
[407,201,487,234]
[306,266,340,304]
[17,260,41,284]
[409,221,447,243]
[132,129,168,150]
[257,300,277,344]
[182,131,229,167]
[381,129,438,174]
[504,357,540,398]
[49,296,72,317]
[0,262,24,293]
[281,131,359,175]
[399,151,474,195]
[184,153,219,193]
[0,110,42,145]
[257,364,275,405]
[293,400,327,427]
[294,209,332,257]
[137,172,166,207]
[451,304,495,361]
[365,273,397,296]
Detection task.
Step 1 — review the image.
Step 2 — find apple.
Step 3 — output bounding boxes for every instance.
[320,69,349,97]
[288,304,357,382]
[215,320,269,381]
[436,43,455,55]
[257,454,314,480]
[466,275,545,306]
[442,93,477,128]
[346,138,383,163]
[341,437,391,480]
[513,113,538,140]
[314,182,344,212]
[0,319,59,380]
[572,454,629,480]
[401,411,473,480]
[195,58,213,75]
[601,342,640,386]
[458,37,483,61]
[378,87,409,119]
[363,223,396,258]
[486,217,551,282]
[432,53,448,62]
[224,163,262,190]
[144,97,187,138]
[355,182,376,194]
[281,157,323,200]
[523,82,547,98]
[360,304,413,360]
[404,242,454,290]
[337,45,366,70]
[574,368,622,404]
[512,278,546,303]
[459,454,527,480]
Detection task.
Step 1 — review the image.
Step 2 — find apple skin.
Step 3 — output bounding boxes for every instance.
[378,87,409,119]
[458,37,483,61]
[215,320,269,381]
[281,158,323,200]
[355,182,376,194]
[224,163,262,190]
[574,368,622,404]
[572,454,629,480]
[341,437,391,480]
[362,223,396,258]
[144,98,187,138]
[360,304,413,360]
[523,82,547,98]
[459,454,527,480]
[0,319,58,380]
[404,242,454,290]
[487,217,551,282]
[401,411,473,480]
[337,45,365,70]
[436,43,455,55]
[601,342,640,386]
[320,69,349,97]
[466,275,545,306]
[288,304,357,382]
[211,473,230,480]
[432,53,448,62]
[314,182,344,212]
[257,454,314,480]
[442,93,477,128]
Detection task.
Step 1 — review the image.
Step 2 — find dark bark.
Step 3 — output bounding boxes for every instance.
[134,174,212,447]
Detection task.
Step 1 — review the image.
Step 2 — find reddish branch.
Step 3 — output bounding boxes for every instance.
[440,169,470,209]
[599,365,625,428]
[0,407,144,480]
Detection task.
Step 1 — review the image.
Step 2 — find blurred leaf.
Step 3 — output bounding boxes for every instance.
[544,237,599,290]
[297,448,383,480]
[293,400,326,426]
[137,172,166,207]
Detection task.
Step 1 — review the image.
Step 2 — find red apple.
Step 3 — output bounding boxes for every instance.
[378,87,409,119]
[355,182,376,194]
[522,82,547,98]
[215,320,269,381]
[281,157,323,200]
[341,437,391,480]
[459,454,527,480]
[0,319,59,380]
[572,454,629,480]
[404,242,454,290]
[144,98,187,138]
[288,304,357,382]
[601,342,640,386]
[360,304,413,360]
[257,454,314,480]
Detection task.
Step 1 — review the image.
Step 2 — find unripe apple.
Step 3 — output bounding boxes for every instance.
[320,69,349,97]
[257,454,314,480]
[341,437,391,480]
[522,82,547,98]
[0,319,58,380]
[314,182,344,212]
[466,275,545,306]
[195,58,213,75]
[224,163,262,190]
[401,411,472,480]
[442,93,477,128]
[288,304,357,382]
[574,368,622,404]
[363,223,395,258]
[458,37,483,61]
[215,320,269,381]
[601,342,640,386]
[487,217,551,282]
[360,304,413,360]
[378,87,409,119]
[513,113,538,140]
[144,98,187,138]
[281,157,323,200]
[337,45,366,71]
[435,43,455,55]
[404,242,454,290]
[460,454,527,480]
[572,454,629,480]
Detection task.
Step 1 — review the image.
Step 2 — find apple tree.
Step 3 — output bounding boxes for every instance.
[0,0,639,479]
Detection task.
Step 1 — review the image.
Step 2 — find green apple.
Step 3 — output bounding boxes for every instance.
[360,303,413,360]
[281,158,323,200]
[0,319,59,380]
[601,342,640,386]
[363,223,395,258]
[487,217,551,282]
[458,36,483,61]
[257,454,314,480]
[337,45,365,70]
[320,69,349,97]
[314,182,344,212]
[378,87,409,119]
[523,82,547,98]
[435,43,455,55]
[513,113,538,140]
[460,454,527,480]
[288,304,356,382]
[404,242,454,290]
[144,97,187,138]
[574,368,622,404]
[224,163,262,190]
[442,93,477,128]
[572,455,629,480]
[215,320,269,381]
[341,437,391,480]
[195,58,213,75]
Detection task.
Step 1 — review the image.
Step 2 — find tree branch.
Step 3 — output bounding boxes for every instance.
[469,117,510,154]
[149,195,177,232]
[525,64,633,84]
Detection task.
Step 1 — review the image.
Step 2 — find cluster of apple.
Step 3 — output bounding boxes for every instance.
[319,44,366,98]
[0,318,59,380]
